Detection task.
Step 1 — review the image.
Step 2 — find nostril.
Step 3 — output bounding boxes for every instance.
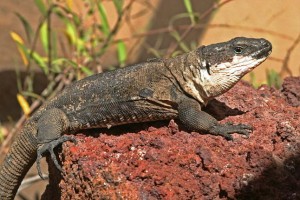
[260,39,272,48]
[260,38,267,44]
[266,41,272,49]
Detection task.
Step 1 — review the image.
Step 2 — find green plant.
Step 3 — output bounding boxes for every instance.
[249,70,282,89]
[11,0,206,112]
[266,69,282,89]
[0,123,3,143]
[249,72,259,89]
[11,0,129,113]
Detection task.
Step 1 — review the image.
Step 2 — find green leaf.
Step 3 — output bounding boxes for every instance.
[16,43,30,66]
[171,50,184,57]
[21,91,44,101]
[117,40,127,67]
[52,58,93,76]
[17,93,31,116]
[65,22,77,45]
[50,57,64,73]
[0,123,3,142]
[113,0,124,15]
[53,7,65,19]
[40,22,49,53]
[266,69,282,89]
[170,30,190,52]
[190,40,197,50]
[183,0,195,24]
[34,0,47,16]
[10,32,29,66]
[52,32,58,59]
[32,51,48,74]
[77,38,85,53]
[57,58,77,67]
[52,58,76,71]
[72,13,81,26]
[96,2,110,37]
[14,12,33,42]
[80,66,94,76]
[52,58,65,66]
[146,47,162,58]
[249,72,259,88]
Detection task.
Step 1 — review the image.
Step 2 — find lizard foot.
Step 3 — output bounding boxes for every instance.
[37,135,77,179]
[210,122,253,140]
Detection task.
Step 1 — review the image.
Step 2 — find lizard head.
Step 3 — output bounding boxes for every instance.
[195,37,272,101]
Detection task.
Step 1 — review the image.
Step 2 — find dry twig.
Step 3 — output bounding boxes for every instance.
[280,33,300,76]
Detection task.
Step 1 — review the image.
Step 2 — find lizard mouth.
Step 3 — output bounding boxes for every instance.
[244,54,270,73]
[252,41,272,59]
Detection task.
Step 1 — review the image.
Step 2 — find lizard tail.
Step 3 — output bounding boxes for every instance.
[0,122,38,200]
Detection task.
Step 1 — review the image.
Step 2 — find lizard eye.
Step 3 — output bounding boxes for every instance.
[234,46,243,54]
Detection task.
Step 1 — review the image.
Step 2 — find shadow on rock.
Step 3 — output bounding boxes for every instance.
[236,153,300,200]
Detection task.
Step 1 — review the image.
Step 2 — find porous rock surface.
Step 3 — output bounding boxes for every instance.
[42,77,300,200]
[281,76,300,107]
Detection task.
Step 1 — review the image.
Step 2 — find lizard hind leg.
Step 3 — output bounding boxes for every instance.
[36,108,76,178]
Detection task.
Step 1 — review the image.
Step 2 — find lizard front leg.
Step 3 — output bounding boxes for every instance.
[177,97,252,140]
[36,108,76,178]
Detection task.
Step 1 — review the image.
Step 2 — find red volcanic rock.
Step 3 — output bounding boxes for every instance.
[42,77,300,200]
[281,76,300,107]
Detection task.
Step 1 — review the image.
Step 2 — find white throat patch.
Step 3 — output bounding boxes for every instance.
[215,55,266,75]
[180,55,267,104]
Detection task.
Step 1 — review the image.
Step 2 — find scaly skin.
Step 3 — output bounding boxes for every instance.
[0,122,37,199]
[0,37,272,199]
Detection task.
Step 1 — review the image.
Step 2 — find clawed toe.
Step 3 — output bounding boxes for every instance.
[219,132,234,140]
[36,135,76,178]
[233,123,253,137]
[210,122,253,140]
[237,123,253,130]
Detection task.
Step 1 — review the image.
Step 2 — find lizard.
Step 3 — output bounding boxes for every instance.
[0,37,272,199]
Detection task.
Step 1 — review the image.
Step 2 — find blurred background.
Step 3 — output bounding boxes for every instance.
[0,0,299,122]
[0,0,299,198]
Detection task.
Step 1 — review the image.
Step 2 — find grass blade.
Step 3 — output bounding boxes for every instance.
[34,0,47,16]
[117,40,127,67]
[32,51,48,74]
[65,21,77,46]
[10,32,29,66]
[266,69,282,89]
[17,94,31,116]
[80,66,94,76]
[113,0,124,15]
[40,22,49,53]
[96,2,110,37]
[183,0,196,24]
[14,13,33,42]
[0,123,4,143]
[169,30,190,52]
